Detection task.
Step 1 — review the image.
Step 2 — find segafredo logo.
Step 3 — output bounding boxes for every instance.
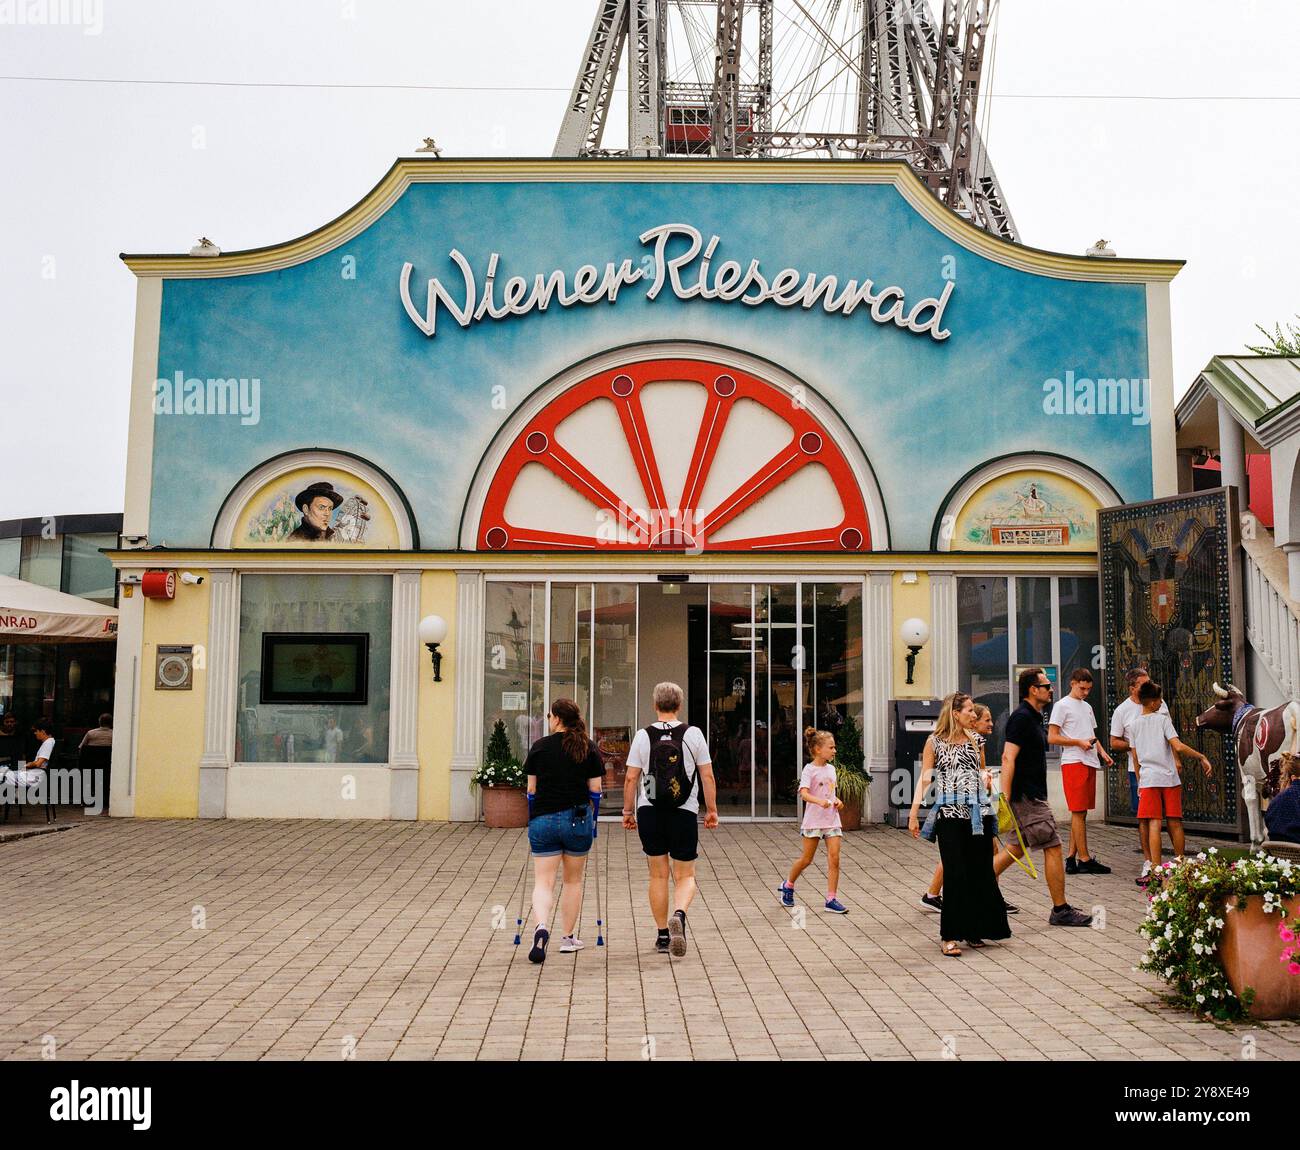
[50,1081,151,1130]
[400,222,954,343]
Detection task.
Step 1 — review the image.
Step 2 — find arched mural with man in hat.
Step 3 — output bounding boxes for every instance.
[229,465,403,549]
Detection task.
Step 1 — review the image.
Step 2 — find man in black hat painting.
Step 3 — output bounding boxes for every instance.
[288,482,343,542]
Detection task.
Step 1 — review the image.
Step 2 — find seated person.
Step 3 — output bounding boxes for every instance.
[0,712,23,766]
[29,721,56,771]
[1265,753,1300,844]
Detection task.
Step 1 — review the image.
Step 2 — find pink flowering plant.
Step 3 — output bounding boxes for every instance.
[1139,848,1300,1021]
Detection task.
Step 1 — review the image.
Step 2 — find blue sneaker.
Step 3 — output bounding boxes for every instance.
[777,882,795,908]
[823,898,848,915]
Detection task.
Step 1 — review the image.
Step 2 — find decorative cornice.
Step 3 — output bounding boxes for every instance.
[106,550,1100,574]
[121,157,1183,285]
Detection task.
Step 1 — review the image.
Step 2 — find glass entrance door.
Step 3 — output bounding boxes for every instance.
[483,577,864,820]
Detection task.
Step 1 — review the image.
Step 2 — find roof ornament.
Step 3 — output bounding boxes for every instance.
[188,237,221,257]
[415,137,443,157]
[1085,238,1117,259]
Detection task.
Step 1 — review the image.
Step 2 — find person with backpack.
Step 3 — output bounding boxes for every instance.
[622,681,718,957]
[777,726,848,913]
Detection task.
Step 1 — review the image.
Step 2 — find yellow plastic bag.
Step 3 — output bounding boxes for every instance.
[994,794,1038,879]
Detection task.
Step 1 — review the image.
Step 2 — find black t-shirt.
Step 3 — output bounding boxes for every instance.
[524,732,605,819]
[0,732,23,764]
[1004,700,1048,802]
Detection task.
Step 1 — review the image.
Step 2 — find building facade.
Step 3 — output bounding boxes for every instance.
[109,158,1181,820]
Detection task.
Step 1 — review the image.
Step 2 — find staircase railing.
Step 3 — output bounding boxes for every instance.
[1244,547,1300,699]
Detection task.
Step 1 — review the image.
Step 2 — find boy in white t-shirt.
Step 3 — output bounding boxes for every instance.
[1048,668,1114,875]
[1110,667,1170,877]
[1125,680,1211,884]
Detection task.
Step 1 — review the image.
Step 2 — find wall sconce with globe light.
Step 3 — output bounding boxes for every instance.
[418,614,448,682]
[899,617,930,686]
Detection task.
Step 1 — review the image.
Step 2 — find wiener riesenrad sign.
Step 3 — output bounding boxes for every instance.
[400,222,955,343]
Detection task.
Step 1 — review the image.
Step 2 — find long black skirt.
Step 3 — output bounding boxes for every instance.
[936,814,1011,943]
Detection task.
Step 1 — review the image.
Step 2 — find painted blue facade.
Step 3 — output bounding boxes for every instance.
[149,177,1152,549]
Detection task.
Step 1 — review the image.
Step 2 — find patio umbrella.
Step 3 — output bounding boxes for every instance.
[0,575,118,642]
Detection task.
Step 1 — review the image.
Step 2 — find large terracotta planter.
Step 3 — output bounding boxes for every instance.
[481,785,529,829]
[1219,894,1300,1020]
[839,797,863,831]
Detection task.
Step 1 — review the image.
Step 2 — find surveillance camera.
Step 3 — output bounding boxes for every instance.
[180,572,204,586]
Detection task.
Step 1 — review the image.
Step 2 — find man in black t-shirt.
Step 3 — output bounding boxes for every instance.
[992,667,1092,927]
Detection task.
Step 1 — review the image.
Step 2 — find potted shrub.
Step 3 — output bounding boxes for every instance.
[835,712,869,831]
[474,719,528,828]
[1139,848,1300,1020]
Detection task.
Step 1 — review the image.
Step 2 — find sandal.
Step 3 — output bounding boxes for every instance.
[965,939,987,949]
[941,940,962,957]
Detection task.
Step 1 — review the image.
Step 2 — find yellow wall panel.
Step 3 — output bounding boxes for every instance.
[891,573,932,699]
[134,575,210,817]
[417,570,458,820]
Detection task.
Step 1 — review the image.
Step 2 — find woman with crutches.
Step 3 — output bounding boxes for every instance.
[523,698,605,963]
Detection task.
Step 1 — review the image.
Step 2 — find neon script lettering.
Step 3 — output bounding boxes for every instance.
[400,223,953,342]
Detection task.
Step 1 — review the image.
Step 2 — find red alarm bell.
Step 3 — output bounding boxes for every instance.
[141,570,176,599]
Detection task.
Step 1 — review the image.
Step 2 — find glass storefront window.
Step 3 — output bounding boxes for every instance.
[483,582,544,765]
[1016,577,1053,667]
[958,576,1012,756]
[20,534,62,590]
[1058,576,1102,728]
[590,583,637,796]
[707,583,753,814]
[0,537,19,579]
[62,533,118,605]
[959,574,1101,757]
[236,573,391,763]
[0,644,57,761]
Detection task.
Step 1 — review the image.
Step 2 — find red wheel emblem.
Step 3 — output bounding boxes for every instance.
[477,357,872,552]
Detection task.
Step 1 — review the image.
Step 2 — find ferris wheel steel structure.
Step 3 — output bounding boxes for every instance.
[553,0,1018,243]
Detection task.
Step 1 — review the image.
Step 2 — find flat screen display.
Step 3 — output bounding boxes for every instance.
[260,633,369,704]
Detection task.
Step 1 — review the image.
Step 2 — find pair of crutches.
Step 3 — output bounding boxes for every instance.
[512,804,605,950]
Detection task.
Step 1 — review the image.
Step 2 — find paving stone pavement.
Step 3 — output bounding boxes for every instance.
[1,817,1296,1062]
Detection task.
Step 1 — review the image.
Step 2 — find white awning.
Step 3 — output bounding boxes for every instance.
[0,575,118,642]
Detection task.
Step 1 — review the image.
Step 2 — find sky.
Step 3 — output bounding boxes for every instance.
[1,0,1297,520]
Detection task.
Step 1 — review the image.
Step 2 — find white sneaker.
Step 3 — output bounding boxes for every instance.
[1140,860,1152,878]
[558,935,585,953]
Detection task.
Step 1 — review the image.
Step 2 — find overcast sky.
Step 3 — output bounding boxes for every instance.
[1,0,1297,520]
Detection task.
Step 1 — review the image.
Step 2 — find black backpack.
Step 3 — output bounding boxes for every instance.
[644,723,698,809]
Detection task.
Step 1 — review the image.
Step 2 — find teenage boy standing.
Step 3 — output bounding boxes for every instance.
[1049,668,1114,874]
[1124,680,1211,883]
[1110,667,1169,882]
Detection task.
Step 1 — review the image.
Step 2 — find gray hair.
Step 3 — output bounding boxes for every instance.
[653,681,684,714]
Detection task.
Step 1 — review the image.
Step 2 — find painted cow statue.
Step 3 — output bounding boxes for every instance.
[1194,682,1300,846]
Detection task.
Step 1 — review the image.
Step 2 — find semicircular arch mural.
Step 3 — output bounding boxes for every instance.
[211,449,418,549]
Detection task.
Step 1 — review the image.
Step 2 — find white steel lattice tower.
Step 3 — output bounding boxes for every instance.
[553,0,1017,242]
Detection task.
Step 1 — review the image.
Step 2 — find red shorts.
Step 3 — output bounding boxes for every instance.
[1062,762,1098,813]
[1137,785,1183,820]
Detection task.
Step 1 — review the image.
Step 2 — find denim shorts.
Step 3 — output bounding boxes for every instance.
[528,806,594,857]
